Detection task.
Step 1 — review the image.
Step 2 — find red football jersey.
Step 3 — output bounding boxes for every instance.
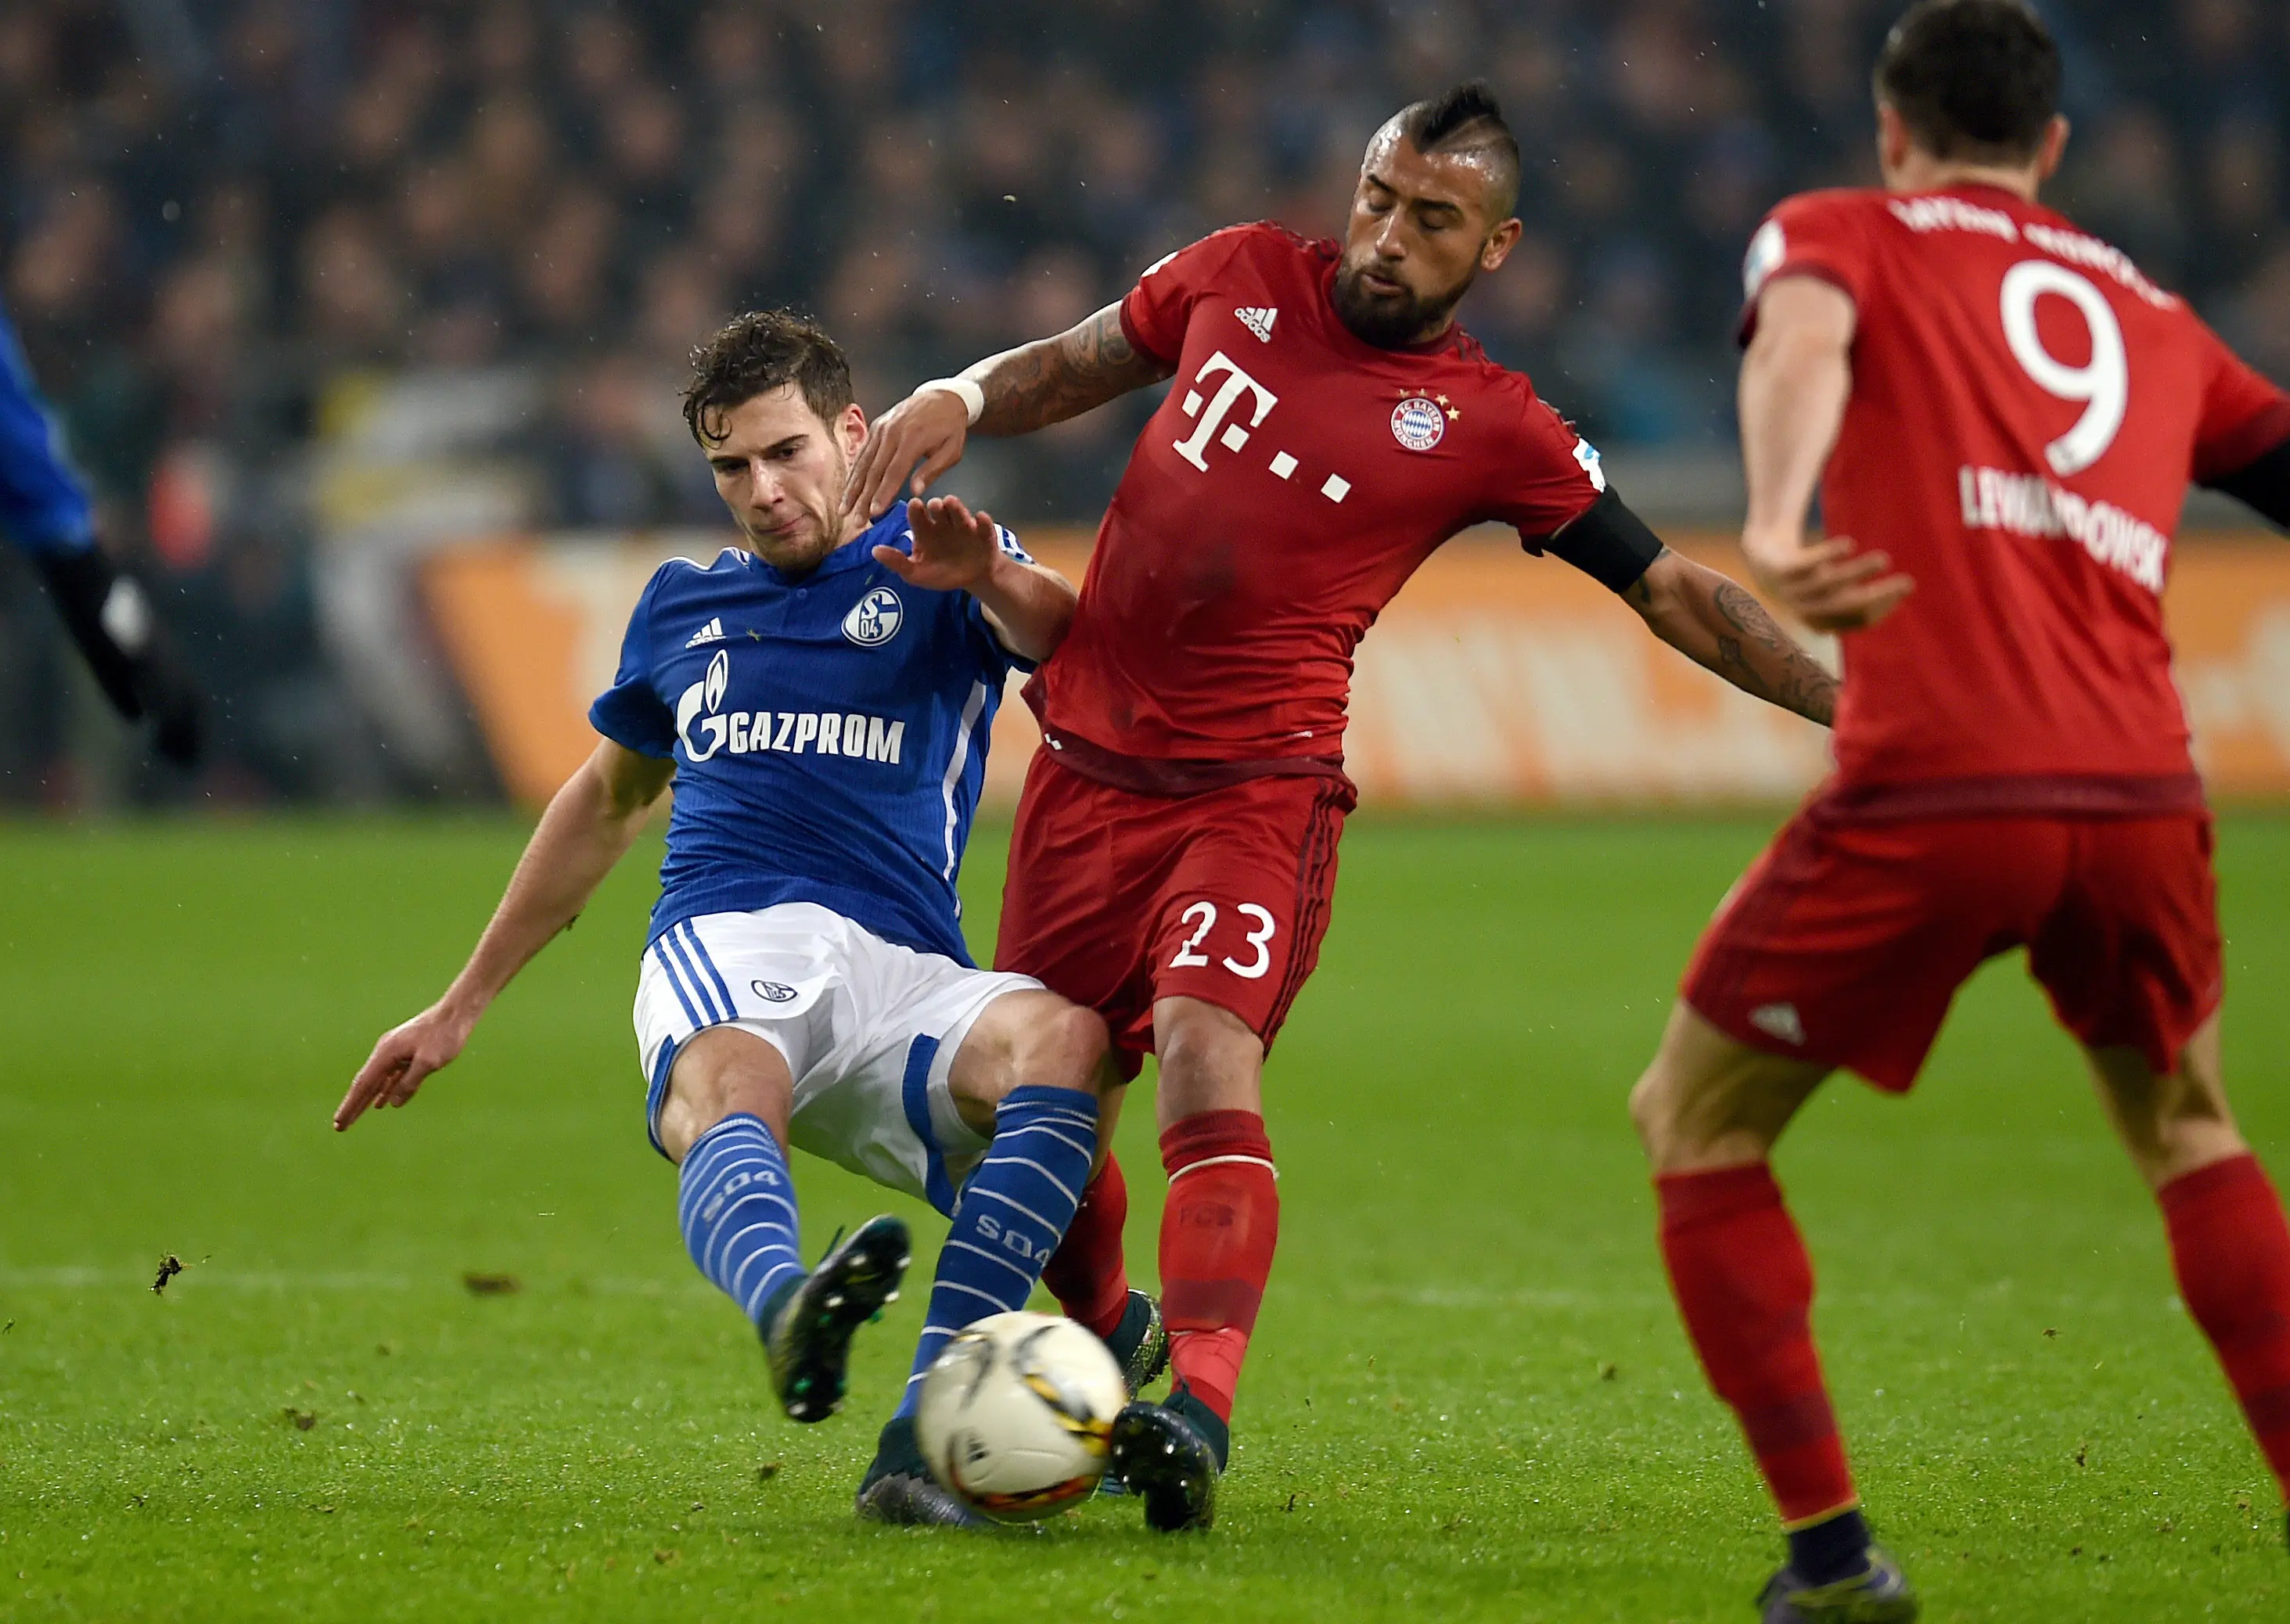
[1744,185,2290,814]
[1026,223,1605,764]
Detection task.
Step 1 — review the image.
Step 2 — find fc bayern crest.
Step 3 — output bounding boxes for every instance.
[1390,395,1447,451]
[843,586,904,647]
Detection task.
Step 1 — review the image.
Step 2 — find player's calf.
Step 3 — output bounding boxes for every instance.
[2159,1153,2290,1504]
[678,1111,909,1422]
[890,1084,1100,1422]
[1633,1003,1899,1594]
[666,1031,909,1422]
[2085,1018,2290,1506]
[1044,1153,1137,1343]
[678,1111,810,1338]
[886,993,1113,1428]
[1152,999,1277,1450]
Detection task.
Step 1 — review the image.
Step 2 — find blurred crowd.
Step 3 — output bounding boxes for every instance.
[3,0,2288,802]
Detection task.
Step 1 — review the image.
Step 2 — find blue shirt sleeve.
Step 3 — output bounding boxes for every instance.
[588,568,678,757]
[0,300,95,557]
[965,524,1040,680]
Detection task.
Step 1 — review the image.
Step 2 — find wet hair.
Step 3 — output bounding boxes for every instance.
[681,308,855,445]
[1394,80,1521,221]
[1875,0,2061,164]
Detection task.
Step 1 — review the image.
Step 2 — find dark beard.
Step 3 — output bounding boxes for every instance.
[1331,263,1467,349]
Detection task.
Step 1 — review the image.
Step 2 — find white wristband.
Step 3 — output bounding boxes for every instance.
[920,376,985,426]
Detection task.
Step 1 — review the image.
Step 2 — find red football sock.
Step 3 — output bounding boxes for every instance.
[1042,1153,1133,1342]
[1657,1163,1858,1526]
[1159,1110,1279,1424]
[2160,1152,2290,1500]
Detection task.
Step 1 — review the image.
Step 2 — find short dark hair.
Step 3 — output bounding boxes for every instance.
[681,309,855,445]
[1875,0,2061,164]
[1395,80,1521,221]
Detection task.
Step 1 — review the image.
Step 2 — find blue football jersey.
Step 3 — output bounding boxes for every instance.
[0,295,95,557]
[590,508,1032,966]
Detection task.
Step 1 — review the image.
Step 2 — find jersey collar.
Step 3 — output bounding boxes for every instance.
[1933,181,2040,210]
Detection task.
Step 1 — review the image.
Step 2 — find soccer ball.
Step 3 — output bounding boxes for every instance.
[914,1310,1126,1522]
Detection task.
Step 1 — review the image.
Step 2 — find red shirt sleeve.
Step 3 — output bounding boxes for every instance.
[1738,190,1880,345]
[2191,322,2290,483]
[1485,385,1607,545]
[1118,225,1260,367]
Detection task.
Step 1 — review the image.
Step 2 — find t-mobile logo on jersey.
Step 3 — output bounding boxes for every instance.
[1173,350,1278,471]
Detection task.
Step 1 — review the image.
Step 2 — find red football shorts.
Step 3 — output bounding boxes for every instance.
[1682,807,2221,1090]
[995,751,1354,1072]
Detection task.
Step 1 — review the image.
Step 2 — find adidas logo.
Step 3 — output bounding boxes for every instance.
[685,617,724,648]
[1235,305,1278,343]
[1748,1003,1806,1046]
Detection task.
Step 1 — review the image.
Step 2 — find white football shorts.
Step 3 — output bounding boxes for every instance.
[633,902,1042,1213]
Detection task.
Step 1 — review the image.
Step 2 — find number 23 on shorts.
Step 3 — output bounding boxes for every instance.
[1167,900,1280,979]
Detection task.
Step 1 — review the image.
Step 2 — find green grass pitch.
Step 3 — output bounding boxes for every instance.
[2,811,2285,1622]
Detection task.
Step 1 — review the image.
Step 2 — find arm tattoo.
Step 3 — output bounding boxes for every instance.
[1631,555,1838,727]
[974,304,1173,436]
[1707,579,1839,727]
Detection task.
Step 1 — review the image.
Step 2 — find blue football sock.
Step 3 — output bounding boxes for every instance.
[678,1112,807,1332]
[896,1085,1099,1418]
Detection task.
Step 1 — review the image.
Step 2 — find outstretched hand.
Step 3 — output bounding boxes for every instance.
[1741,530,1914,634]
[843,386,972,524]
[335,1004,476,1130]
[874,495,1001,592]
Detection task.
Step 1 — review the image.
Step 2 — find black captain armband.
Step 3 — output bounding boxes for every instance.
[2203,434,2290,531]
[1537,487,1666,593]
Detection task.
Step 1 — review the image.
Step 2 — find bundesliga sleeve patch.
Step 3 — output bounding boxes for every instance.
[1743,218,1786,300]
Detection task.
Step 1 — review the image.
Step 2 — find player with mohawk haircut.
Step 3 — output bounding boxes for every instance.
[850,81,1842,1531]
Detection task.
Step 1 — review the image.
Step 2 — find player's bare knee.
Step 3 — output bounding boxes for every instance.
[947,993,1108,1132]
[1154,999,1263,1121]
[2088,1026,2245,1188]
[658,1026,793,1162]
[1035,998,1113,1104]
[1041,998,1110,1073]
[1629,1008,1709,1164]
[1628,1066,1674,1158]
[1008,999,1113,1099]
[1630,1066,1724,1172]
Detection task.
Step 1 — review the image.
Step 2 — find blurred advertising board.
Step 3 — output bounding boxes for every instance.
[423,531,2290,809]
